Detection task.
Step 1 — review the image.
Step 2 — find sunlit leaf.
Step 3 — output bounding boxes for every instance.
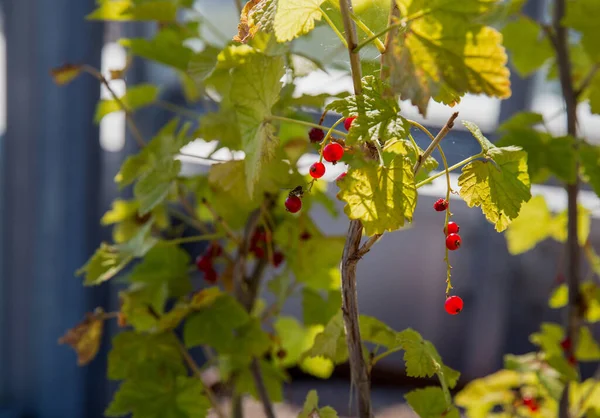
[338,142,417,236]
[504,196,552,254]
[86,0,177,21]
[306,312,348,364]
[298,390,339,418]
[274,0,325,43]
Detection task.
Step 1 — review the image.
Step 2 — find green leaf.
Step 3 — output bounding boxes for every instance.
[384,0,509,115]
[134,158,181,215]
[188,46,222,85]
[86,0,177,21]
[358,315,398,350]
[298,390,339,418]
[230,53,284,197]
[549,205,591,246]
[587,73,600,114]
[577,326,600,361]
[183,295,249,352]
[498,112,545,131]
[78,222,157,285]
[405,387,459,418]
[302,289,341,326]
[501,16,553,77]
[455,370,522,418]
[273,0,325,42]
[105,374,210,418]
[108,331,185,380]
[549,284,568,309]
[580,143,600,196]
[197,108,242,150]
[232,319,272,359]
[563,0,600,60]
[120,32,193,71]
[338,143,417,236]
[129,245,192,298]
[94,84,159,123]
[504,195,553,254]
[530,322,564,358]
[458,124,531,232]
[397,328,443,379]
[326,76,409,144]
[236,360,287,403]
[120,283,167,332]
[306,312,348,364]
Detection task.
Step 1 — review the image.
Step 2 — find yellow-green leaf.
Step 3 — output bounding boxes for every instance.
[385,0,510,115]
[576,326,600,361]
[306,312,348,364]
[120,35,193,71]
[505,195,552,254]
[549,205,591,246]
[95,84,159,123]
[86,0,177,21]
[580,143,600,196]
[58,310,105,366]
[405,387,460,418]
[230,53,284,197]
[338,144,417,236]
[458,123,531,232]
[501,16,553,77]
[549,284,568,309]
[274,0,325,43]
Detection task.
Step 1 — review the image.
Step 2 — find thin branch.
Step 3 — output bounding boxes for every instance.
[338,0,372,416]
[356,234,382,259]
[553,0,582,416]
[175,336,227,418]
[250,358,276,418]
[412,112,459,174]
[575,63,600,99]
[81,65,146,148]
[201,198,240,244]
[355,22,403,54]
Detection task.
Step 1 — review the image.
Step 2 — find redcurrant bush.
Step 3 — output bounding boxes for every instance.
[445,295,464,315]
[433,198,448,212]
[323,142,344,163]
[309,162,326,179]
[344,116,356,130]
[308,127,325,143]
[446,233,462,251]
[284,195,302,213]
[444,221,460,235]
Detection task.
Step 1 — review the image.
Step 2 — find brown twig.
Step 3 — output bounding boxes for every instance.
[338,2,373,416]
[413,112,459,174]
[552,0,582,416]
[81,65,146,148]
[201,198,241,244]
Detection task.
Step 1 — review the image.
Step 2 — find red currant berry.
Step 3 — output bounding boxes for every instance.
[285,195,302,213]
[433,198,448,212]
[252,246,265,259]
[446,233,462,251]
[309,162,326,179]
[323,142,344,163]
[444,221,460,235]
[523,397,539,412]
[309,128,325,143]
[344,116,356,131]
[273,251,285,267]
[195,255,212,271]
[560,337,572,351]
[300,231,312,241]
[203,266,218,283]
[336,172,347,182]
[444,295,463,315]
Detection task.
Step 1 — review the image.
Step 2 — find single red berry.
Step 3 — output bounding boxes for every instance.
[203,266,218,283]
[433,198,448,212]
[344,116,356,131]
[336,172,347,182]
[300,231,312,241]
[323,142,344,163]
[560,337,572,352]
[285,195,302,213]
[309,162,326,179]
[444,221,459,235]
[523,397,539,412]
[309,128,325,143]
[195,255,212,271]
[444,295,463,315]
[251,230,267,246]
[251,245,266,259]
[446,233,462,251]
[568,354,577,366]
[273,251,285,267]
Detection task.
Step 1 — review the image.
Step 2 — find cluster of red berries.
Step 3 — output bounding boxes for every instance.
[286,117,355,214]
[249,228,285,268]
[435,198,465,315]
[195,242,223,283]
[518,395,540,413]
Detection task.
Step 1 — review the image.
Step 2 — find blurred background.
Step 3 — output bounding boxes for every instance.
[1,0,600,417]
